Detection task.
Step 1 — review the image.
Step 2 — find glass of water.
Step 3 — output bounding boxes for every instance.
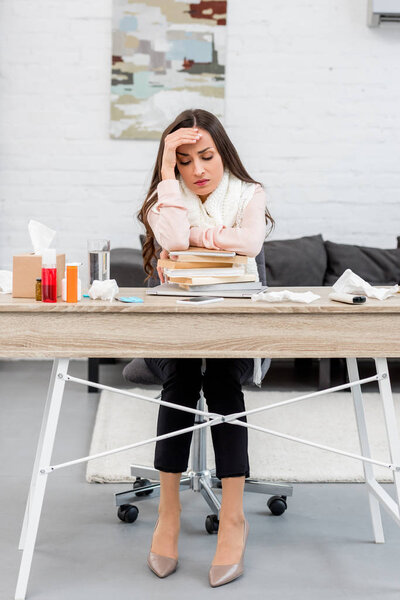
[87,239,110,284]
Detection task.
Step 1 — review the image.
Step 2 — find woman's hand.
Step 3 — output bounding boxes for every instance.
[189,225,204,249]
[161,127,202,180]
[157,248,177,283]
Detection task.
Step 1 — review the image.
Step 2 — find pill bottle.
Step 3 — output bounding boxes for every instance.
[62,263,82,302]
[35,278,42,301]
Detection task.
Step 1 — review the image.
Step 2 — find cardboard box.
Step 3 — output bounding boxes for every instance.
[12,253,65,298]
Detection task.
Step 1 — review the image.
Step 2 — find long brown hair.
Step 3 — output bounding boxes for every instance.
[137,108,275,282]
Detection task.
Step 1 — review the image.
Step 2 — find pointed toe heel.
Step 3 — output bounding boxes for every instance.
[147,551,178,578]
[209,518,249,588]
[147,517,178,578]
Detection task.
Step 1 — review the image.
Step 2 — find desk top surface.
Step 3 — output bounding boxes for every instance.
[1,286,400,314]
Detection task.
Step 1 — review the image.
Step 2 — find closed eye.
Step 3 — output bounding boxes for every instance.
[180,156,213,166]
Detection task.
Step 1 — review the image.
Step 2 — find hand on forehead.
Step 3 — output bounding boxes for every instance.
[176,128,215,155]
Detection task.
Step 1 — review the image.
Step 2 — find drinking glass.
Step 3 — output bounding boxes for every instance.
[87,239,110,284]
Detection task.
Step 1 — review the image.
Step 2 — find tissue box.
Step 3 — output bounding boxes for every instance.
[12,253,65,298]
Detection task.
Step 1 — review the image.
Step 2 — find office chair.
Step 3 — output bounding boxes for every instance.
[115,244,294,532]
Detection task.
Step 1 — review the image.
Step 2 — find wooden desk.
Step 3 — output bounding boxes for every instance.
[2,286,400,358]
[2,286,400,599]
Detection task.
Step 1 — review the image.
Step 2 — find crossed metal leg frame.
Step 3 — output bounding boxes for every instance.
[15,357,400,599]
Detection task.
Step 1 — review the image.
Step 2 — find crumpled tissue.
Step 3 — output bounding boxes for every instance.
[88,279,119,302]
[251,290,320,303]
[28,219,56,255]
[332,268,399,300]
[0,270,12,294]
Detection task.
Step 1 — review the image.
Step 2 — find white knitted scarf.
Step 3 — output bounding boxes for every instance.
[178,169,259,279]
[178,168,263,386]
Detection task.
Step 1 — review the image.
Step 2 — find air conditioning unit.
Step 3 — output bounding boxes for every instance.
[368,0,400,26]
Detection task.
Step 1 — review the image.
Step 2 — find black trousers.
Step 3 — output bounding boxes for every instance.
[144,358,254,480]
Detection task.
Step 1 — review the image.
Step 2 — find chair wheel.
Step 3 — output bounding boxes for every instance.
[267,495,287,516]
[205,514,219,534]
[118,504,139,523]
[133,477,153,496]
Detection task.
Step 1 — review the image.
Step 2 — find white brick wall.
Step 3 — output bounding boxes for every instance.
[1,0,400,274]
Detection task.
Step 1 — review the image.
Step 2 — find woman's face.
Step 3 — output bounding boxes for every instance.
[175,128,224,200]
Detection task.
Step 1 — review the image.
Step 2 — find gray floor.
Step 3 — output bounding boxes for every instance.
[2,358,400,600]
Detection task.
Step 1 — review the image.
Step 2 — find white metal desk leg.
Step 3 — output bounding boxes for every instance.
[375,358,400,507]
[15,358,69,600]
[19,360,62,550]
[346,358,384,543]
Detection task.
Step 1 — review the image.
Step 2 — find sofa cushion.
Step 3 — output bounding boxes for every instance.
[324,240,400,285]
[110,248,146,287]
[263,234,327,286]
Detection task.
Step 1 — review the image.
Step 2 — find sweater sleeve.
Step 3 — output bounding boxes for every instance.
[189,185,268,257]
[147,179,190,252]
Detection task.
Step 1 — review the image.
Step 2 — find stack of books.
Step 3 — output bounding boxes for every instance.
[157,247,262,292]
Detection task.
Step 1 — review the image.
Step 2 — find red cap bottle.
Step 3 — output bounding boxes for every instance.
[42,249,57,302]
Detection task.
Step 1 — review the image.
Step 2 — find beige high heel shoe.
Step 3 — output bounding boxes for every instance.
[147,517,178,578]
[208,518,249,587]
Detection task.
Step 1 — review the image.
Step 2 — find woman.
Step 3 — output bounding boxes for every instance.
[137,108,274,587]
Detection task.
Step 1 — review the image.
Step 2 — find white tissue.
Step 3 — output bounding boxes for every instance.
[0,270,12,294]
[251,290,320,303]
[28,219,56,255]
[332,268,399,300]
[88,279,119,302]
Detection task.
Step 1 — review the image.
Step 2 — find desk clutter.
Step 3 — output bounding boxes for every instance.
[4,222,400,303]
[5,219,120,303]
[251,269,399,304]
[158,246,263,292]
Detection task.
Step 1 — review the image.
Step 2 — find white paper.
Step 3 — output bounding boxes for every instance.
[28,219,56,255]
[251,290,320,304]
[88,279,119,302]
[0,270,12,294]
[332,268,399,300]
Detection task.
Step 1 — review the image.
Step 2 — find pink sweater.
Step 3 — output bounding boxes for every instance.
[148,179,268,257]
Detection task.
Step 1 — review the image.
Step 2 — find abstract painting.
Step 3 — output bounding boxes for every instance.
[111,0,227,139]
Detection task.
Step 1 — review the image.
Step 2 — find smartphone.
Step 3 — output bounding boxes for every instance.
[176,296,224,305]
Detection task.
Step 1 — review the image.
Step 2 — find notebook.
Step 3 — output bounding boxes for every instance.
[145,283,269,298]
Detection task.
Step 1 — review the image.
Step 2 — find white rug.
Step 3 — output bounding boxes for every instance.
[86,386,400,483]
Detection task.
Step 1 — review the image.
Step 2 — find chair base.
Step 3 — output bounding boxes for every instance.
[115,390,293,516]
[115,467,293,516]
